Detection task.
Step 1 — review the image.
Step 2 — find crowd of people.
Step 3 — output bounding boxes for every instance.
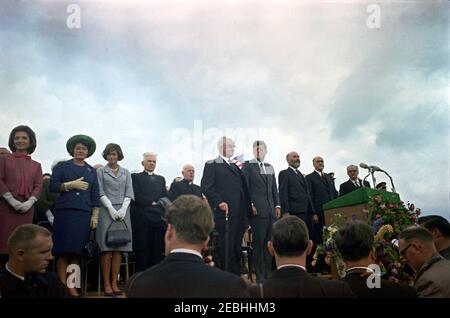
[0,124,449,298]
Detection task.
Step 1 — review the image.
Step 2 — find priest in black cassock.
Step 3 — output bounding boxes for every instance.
[168,164,203,201]
[131,152,167,272]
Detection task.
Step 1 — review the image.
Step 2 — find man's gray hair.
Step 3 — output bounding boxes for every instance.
[143,152,158,160]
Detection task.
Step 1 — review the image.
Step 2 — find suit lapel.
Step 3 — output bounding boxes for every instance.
[289,167,306,187]
[217,156,240,177]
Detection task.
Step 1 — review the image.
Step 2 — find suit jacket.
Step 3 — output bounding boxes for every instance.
[126,252,250,298]
[200,157,251,219]
[278,168,312,217]
[339,179,370,197]
[306,171,338,214]
[49,160,100,212]
[131,171,167,226]
[414,255,450,298]
[242,159,280,218]
[0,266,68,298]
[168,179,202,202]
[342,268,416,298]
[260,267,355,298]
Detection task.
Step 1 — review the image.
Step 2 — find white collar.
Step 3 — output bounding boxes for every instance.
[346,266,374,273]
[6,263,25,281]
[219,155,231,164]
[289,166,300,172]
[145,170,154,176]
[255,159,265,165]
[277,264,307,271]
[170,248,203,259]
[315,170,323,176]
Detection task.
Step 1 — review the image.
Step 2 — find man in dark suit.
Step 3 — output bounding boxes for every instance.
[339,165,371,197]
[131,152,168,272]
[305,156,338,245]
[0,224,68,298]
[126,195,250,298]
[201,136,251,276]
[168,164,203,201]
[242,140,280,283]
[335,221,416,298]
[278,151,314,229]
[254,216,354,298]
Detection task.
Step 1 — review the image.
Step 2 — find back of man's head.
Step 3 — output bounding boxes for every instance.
[7,224,52,255]
[165,195,214,245]
[422,216,450,239]
[271,216,309,257]
[335,221,374,262]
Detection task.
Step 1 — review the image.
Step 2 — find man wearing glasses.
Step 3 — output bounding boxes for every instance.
[339,165,371,197]
[399,226,450,297]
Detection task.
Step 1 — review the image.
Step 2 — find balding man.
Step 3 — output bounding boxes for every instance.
[278,152,314,229]
[399,226,450,297]
[168,164,203,201]
[131,152,168,271]
[339,165,371,197]
[306,156,338,243]
[201,137,251,275]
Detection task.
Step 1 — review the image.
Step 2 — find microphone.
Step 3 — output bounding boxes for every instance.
[360,163,370,169]
[370,165,385,172]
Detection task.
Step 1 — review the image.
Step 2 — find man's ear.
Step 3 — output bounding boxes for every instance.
[431,229,442,239]
[165,224,174,241]
[141,161,145,168]
[306,240,313,256]
[15,249,26,262]
[369,247,376,262]
[267,241,275,257]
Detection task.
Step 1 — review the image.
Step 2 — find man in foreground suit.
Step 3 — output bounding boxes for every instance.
[335,221,416,298]
[242,140,281,283]
[255,216,354,298]
[278,151,313,229]
[201,137,251,275]
[126,195,250,298]
[131,152,168,271]
[339,165,371,197]
[168,164,203,201]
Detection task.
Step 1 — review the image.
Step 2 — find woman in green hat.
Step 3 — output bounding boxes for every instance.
[49,135,100,297]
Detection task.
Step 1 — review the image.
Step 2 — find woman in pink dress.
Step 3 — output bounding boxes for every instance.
[0,125,43,265]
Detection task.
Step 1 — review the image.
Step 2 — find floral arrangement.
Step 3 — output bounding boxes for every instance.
[313,195,421,283]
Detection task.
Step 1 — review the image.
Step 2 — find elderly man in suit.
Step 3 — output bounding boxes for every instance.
[126,195,249,298]
[335,221,416,298]
[399,226,450,297]
[131,152,168,272]
[242,140,280,283]
[253,216,354,298]
[168,164,203,201]
[306,156,338,244]
[201,136,251,275]
[339,165,371,196]
[278,151,314,228]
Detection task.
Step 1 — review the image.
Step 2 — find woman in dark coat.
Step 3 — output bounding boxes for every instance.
[50,135,100,297]
[0,125,42,265]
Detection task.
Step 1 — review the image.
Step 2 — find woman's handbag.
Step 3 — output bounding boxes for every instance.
[82,230,100,264]
[106,220,131,247]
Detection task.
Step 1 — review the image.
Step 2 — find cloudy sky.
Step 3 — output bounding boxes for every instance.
[0,0,448,218]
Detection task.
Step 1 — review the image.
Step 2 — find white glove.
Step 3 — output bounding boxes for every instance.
[46,210,54,225]
[18,196,37,214]
[3,192,22,210]
[100,196,120,220]
[117,197,131,220]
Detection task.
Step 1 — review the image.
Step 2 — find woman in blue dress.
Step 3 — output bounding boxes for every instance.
[50,135,100,297]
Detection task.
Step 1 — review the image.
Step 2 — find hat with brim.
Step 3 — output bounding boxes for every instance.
[376,182,387,189]
[66,135,96,158]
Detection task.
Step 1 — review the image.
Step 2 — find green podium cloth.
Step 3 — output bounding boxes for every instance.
[323,187,401,210]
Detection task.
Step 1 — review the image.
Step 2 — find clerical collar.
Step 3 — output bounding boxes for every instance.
[277,264,307,271]
[183,179,193,185]
[6,263,25,281]
[219,155,231,164]
[145,170,154,176]
[171,248,202,259]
